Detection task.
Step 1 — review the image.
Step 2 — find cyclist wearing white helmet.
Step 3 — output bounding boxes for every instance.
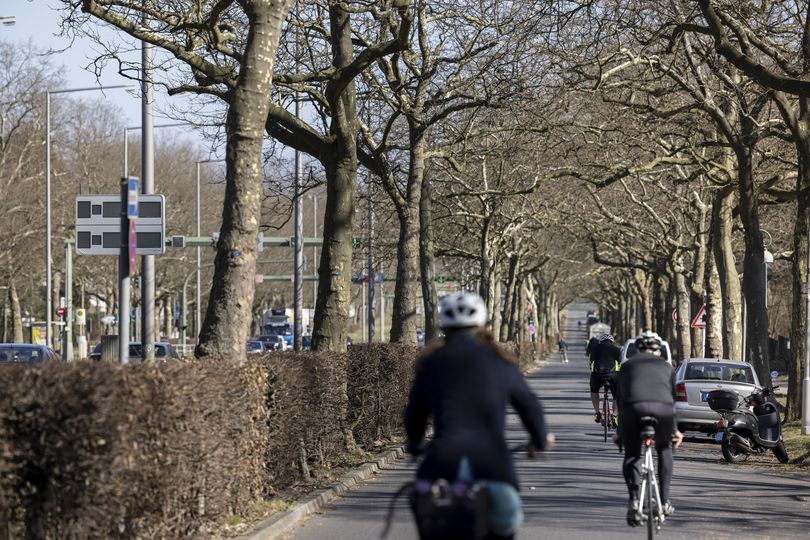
[616,331,683,526]
[588,333,620,425]
[404,292,554,540]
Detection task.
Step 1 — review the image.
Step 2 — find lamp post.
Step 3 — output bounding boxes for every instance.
[45,84,133,348]
[802,210,810,435]
[123,123,191,177]
[195,159,225,343]
[0,16,15,26]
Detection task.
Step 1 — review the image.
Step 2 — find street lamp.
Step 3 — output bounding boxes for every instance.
[0,16,15,26]
[195,159,225,342]
[45,84,134,348]
[124,123,193,177]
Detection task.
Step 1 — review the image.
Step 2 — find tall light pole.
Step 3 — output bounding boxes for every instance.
[195,159,225,343]
[45,84,133,348]
[0,16,15,26]
[124,123,191,177]
[141,27,156,363]
[802,210,810,435]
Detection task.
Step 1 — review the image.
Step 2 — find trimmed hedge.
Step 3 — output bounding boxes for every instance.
[0,360,267,539]
[0,341,544,538]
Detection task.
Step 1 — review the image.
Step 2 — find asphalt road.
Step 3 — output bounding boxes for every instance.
[288,303,810,540]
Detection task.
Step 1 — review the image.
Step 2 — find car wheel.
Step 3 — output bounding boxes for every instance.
[721,438,746,463]
[773,441,789,464]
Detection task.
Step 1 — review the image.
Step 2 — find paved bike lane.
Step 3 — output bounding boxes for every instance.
[288,303,809,540]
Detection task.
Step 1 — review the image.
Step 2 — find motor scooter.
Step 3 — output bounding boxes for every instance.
[707,386,789,464]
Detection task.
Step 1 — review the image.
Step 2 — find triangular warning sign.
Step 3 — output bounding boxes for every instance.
[690,305,706,328]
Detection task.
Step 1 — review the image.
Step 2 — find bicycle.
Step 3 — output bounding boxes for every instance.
[635,416,665,539]
[600,376,615,443]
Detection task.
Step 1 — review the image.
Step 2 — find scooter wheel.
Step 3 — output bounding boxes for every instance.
[721,439,745,463]
[773,441,789,464]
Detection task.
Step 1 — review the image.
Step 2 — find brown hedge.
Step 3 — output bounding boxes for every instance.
[0,360,267,539]
[346,344,419,448]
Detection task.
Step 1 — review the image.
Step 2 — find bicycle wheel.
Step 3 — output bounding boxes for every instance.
[646,467,654,539]
[602,390,609,442]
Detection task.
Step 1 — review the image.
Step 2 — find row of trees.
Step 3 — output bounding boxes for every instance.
[10,0,797,425]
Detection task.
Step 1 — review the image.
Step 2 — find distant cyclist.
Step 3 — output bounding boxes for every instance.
[588,333,620,424]
[404,292,555,540]
[557,337,568,363]
[615,331,683,526]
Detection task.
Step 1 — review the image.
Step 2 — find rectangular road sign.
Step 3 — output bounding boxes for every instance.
[75,194,165,256]
[127,177,139,218]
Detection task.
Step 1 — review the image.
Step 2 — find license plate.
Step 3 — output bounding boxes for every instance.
[701,391,710,401]
[714,431,724,443]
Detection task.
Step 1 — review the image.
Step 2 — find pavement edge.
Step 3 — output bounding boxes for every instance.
[236,445,406,540]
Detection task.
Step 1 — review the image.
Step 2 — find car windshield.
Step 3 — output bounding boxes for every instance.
[626,343,670,361]
[0,347,46,364]
[683,362,755,384]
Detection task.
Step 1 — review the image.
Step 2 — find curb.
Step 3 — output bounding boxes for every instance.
[236,445,407,540]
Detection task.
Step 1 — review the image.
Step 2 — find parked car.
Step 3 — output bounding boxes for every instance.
[620,338,673,366]
[89,341,178,362]
[674,358,760,434]
[0,343,60,364]
[257,334,287,351]
[246,340,271,354]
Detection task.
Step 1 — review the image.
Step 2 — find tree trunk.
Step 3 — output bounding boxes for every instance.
[501,253,519,340]
[736,145,772,386]
[389,129,426,344]
[712,187,743,361]
[787,149,810,420]
[674,267,692,362]
[690,195,708,357]
[196,1,291,360]
[704,228,724,358]
[653,275,666,335]
[419,175,439,342]
[389,207,419,343]
[311,3,361,353]
[9,278,23,343]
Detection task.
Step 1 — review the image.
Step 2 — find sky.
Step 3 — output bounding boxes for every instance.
[1,0,215,154]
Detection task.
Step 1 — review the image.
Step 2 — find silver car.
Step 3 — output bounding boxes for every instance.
[674,358,760,434]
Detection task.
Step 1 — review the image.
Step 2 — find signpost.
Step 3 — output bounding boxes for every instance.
[75,193,165,256]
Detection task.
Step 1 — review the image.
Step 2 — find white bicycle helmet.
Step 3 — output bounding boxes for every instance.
[635,331,663,352]
[598,333,614,343]
[438,292,487,329]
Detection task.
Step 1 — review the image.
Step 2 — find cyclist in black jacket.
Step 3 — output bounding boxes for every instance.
[589,334,620,424]
[404,292,554,540]
[616,331,683,526]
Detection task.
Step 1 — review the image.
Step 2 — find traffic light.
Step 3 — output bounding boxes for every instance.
[435,275,446,284]
[352,237,361,249]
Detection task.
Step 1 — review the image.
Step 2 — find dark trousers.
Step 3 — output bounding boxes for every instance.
[620,401,674,502]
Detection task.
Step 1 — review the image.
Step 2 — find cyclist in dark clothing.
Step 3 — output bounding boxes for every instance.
[616,331,683,526]
[589,334,620,424]
[404,292,554,540]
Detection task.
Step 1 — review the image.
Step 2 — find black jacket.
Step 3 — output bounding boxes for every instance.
[589,342,620,373]
[617,352,675,405]
[404,333,547,488]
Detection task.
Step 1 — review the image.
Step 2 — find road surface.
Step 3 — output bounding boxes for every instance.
[288,303,809,540]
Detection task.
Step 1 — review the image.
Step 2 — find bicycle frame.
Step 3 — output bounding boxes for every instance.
[636,437,665,534]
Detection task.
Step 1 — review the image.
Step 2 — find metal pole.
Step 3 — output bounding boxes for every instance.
[742,295,747,364]
[45,92,52,348]
[313,195,318,311]
[367,198,375,342]
[196,161,201,343]
[380,282,385,342]
[64,243,73,361]
[118,178,130,364]
[123,127,128,177]
[802,209,810,435]
[141,30,155,362]
[293,96,303,351]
